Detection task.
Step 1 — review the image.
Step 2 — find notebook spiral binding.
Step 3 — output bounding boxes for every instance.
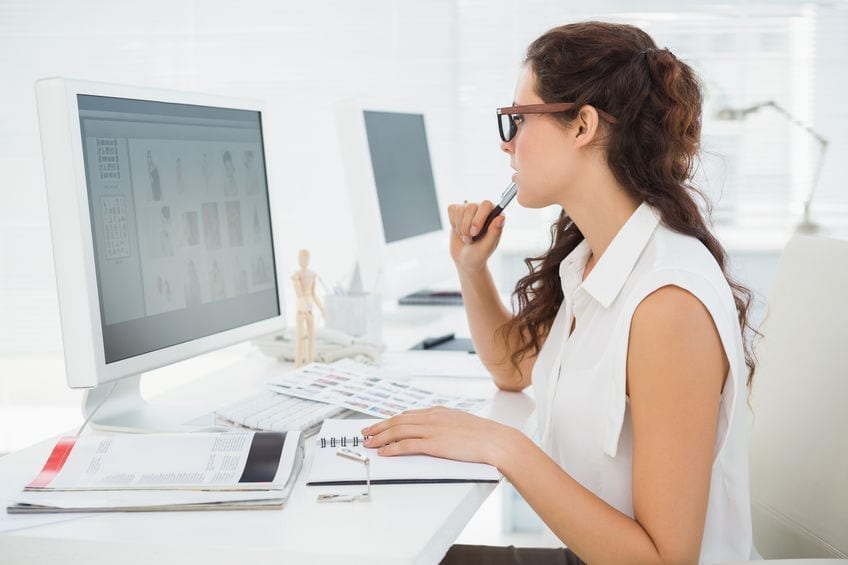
[318,435,371,449]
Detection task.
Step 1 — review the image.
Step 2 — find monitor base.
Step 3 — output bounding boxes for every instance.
[82,375,207,433]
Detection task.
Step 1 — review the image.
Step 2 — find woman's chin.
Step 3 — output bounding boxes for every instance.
[516,193,543,209]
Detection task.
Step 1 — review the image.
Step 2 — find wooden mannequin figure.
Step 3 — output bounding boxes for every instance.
[291,249,325,367]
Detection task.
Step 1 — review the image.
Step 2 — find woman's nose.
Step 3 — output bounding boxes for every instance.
[500,139,513,154]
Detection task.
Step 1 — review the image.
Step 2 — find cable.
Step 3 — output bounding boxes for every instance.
[76,381,118,436]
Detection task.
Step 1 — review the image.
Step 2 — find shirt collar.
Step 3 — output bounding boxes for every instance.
[559,238,592,298]
[580,202,660,308]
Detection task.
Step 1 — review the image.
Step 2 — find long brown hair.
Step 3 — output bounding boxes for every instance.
[499,21,757,386]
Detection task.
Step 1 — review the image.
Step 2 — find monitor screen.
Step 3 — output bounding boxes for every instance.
[362,111,442,244]
[77,95,279,364]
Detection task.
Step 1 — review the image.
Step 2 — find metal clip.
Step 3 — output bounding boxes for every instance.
[317,448,371,503]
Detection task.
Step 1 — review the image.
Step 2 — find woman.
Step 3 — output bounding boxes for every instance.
[363,21,757,564]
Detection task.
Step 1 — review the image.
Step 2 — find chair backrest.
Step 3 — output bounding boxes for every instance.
[749,235,848,558]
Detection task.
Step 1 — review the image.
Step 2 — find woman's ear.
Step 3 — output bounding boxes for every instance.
[573,105,601,147]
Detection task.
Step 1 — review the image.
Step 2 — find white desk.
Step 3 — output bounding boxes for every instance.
[0,345,536,565]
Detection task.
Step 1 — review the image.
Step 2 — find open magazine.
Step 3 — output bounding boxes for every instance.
[7,430,303,513]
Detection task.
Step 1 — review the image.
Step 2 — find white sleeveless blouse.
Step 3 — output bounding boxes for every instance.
[531,203,757,563]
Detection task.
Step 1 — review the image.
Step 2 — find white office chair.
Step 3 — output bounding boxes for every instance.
[729,235,848,564]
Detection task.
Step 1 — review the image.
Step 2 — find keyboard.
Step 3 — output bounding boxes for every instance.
[215,390,353,435]
[398,289,463,306]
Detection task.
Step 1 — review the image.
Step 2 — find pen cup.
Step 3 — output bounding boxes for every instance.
[325,292,382,343]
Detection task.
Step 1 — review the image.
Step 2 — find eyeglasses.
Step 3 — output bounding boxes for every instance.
[497,103,619,142]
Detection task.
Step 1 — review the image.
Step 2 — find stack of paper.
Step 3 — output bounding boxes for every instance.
[7,430,303,513]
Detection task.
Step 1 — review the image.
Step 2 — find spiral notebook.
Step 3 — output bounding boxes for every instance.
[307,419,500,486]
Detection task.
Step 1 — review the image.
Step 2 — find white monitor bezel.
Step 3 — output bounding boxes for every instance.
[334,98,453,298]
[36,78,286,389]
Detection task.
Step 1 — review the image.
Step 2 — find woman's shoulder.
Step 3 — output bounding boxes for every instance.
[628,217,748,356]
[640,224,727,284]
[627,224,737,323]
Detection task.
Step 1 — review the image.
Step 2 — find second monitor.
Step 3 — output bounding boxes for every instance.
[336,103,461,305]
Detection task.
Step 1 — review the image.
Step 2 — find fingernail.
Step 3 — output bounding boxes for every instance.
[461,235,470,244]
[470,226,478,236]
[361,426,371,434]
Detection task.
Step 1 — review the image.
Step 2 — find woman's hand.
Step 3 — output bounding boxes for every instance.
[361,406,512,467]
[447,200,506,273]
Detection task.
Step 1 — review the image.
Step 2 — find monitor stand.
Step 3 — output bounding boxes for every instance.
[82,375,204,433]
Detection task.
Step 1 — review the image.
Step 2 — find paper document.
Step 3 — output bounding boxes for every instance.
[26,431,301,491]
[266,362,488,419]
[307,418,500,485]
[10,488,289,513]
[7,430,304,514]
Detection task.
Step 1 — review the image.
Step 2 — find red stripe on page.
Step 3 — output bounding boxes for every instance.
[27,436,78,489]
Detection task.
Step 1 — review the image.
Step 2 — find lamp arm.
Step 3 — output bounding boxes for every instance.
[758,100,831,232]
[737,101,774,116]
[800,138,829,229]
[718,99,830,233]
[761,100,829,149]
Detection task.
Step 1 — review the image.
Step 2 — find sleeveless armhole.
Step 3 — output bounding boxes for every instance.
[602,269,743,461]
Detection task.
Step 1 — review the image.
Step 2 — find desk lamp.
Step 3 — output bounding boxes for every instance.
[715,101,829,234]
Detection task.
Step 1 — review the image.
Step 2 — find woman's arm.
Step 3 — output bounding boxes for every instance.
[366,285,726,563]
[449,201,536,390]
[456,265,533,390]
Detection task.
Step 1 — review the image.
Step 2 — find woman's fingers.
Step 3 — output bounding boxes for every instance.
[361,407,444,440]
[458,202,478,241]
[470,200,495,238]
[376,438,429,456]
[447,200,496,242]
[364,423,425,448]
[447,203,461,230]
[358,408,495,463]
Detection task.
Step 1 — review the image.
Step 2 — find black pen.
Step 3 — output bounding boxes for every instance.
[422,332,455,349]
[471,182,517,242]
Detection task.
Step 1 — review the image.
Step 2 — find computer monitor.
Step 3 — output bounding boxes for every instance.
[35,78,285,431]
[335,101,457,303]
